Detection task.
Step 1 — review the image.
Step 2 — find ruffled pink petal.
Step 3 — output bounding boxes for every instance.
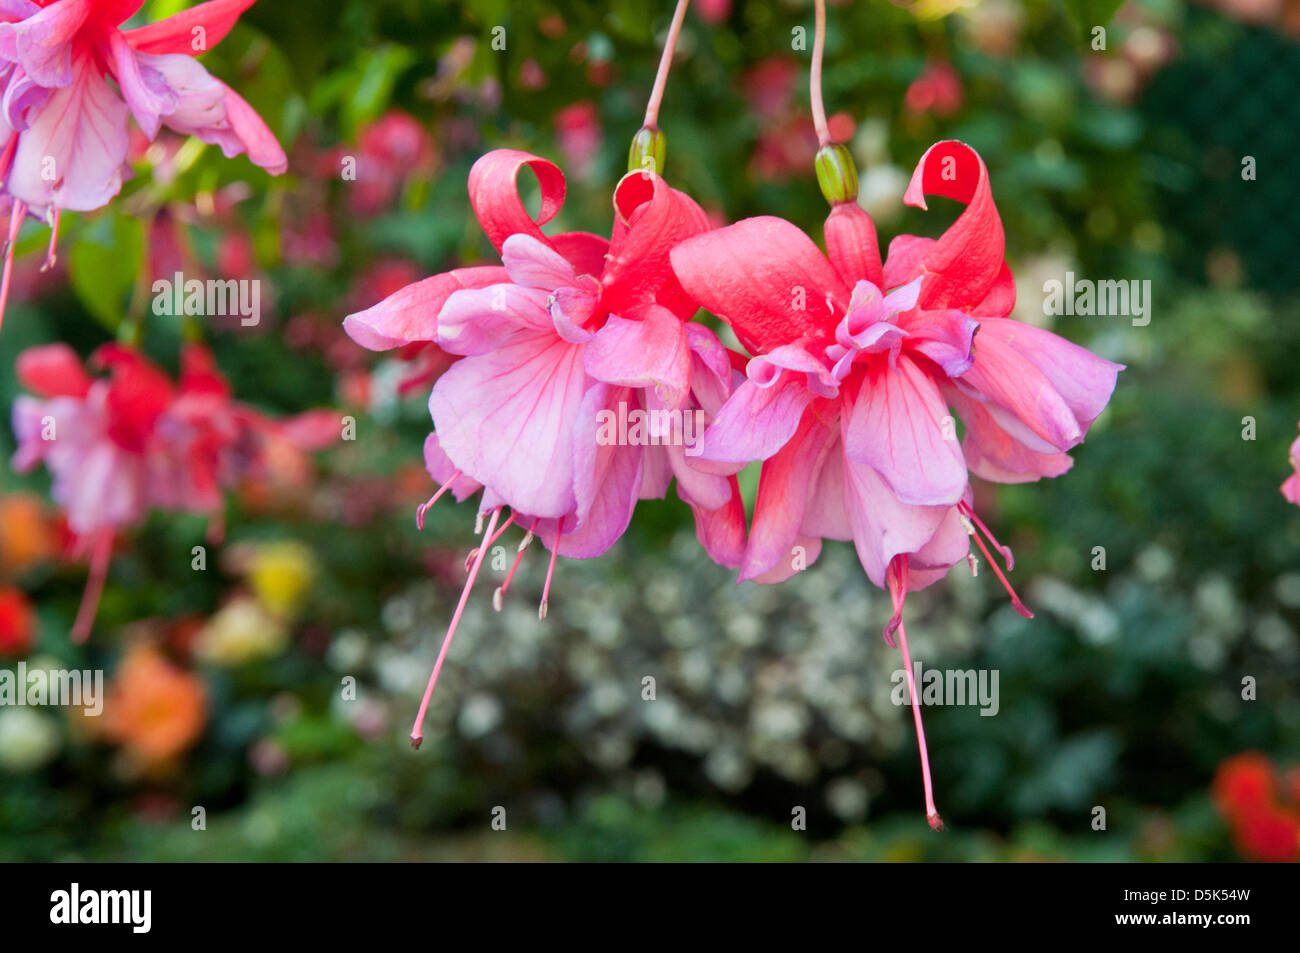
[0,0,90,87]
[749,536,822,584]
[688,475,747,570]
[584,304,690,403]
[550,230,610,277]
[904,504,970,591]
[842,457,953,589]
[437,283,553,356]
[105,29,177,138]
[602,171,709,320]
[956,331,1083,453]
[8,48,129,212]
[670,215,849,355]
[977,317,1123,433]
[902,140,1004,311]
[898,307,978,378]
[501,232,576,289]
[824,201,883,289]
[948,387,1073,484]
[843,354,967,506]
[342,265,507,351]
[212,81,286,173]
[429,330,587,518]
[560,383,644,558]
[698,375,814,465]
[468,149,567,255]
[739,411,837,582]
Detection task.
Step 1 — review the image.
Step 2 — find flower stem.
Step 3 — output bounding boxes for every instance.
[810,0,831,146]
[643,0,691,130]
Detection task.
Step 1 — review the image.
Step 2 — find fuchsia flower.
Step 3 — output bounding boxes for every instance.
[1281,423,1300,505]
[11,340,334,640]
[344,148,746,745]
[671,139,1123,828]
[0,0,287,327]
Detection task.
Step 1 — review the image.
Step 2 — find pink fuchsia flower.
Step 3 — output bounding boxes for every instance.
[904,62,964,118]
[343,149,746,746]
[671,139,1122,828]
[0,0,287,328]
[344,111,436,217]
[1281,424,1300,505]
[553,101,601,181]
[11,340,334,641]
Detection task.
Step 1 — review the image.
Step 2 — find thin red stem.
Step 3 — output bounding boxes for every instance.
[810,0,831,146]
[643,0,692,129]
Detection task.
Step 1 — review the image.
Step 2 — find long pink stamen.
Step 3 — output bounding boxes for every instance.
[959,501,1014,571]
[409,506,502,749]
[464,511,517,571]
[642,0,691,130]
[882,556,907,647]
[539,531,560,621]
[962,513,1033,619]
[493,519,539,611]
[810,0,831,146]
[0,199,26,334]
[415,471,461,530]
[889,559,944,832]
[41,207,60,272]
[71,530,114,645]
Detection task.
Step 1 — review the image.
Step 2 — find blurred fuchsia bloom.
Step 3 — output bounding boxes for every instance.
[347,111,435,216]
[671,140,1122,828]
[904,62,964,118]
[344,148,746,746]
[553,101,601,180]
[695,0,731,25]
[11,340,334,641]
[0,0,287,328]
[1280,424,1300,504]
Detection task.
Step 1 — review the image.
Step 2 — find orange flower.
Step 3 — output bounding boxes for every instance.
[0,493,57,573]
[0,586,35,657]
[100,644,206,767]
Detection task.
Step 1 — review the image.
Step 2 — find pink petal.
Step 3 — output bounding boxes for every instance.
[956,331,1083,453]
[670,215,849,355]
[422,432,481,502]
[551,230,610,277]
[602,171,709,321]
[429,330,587,518]
[739,411,837,582]
[468,149,567,255]
[689,475,747,570]
[560,383,644,557]
[0,0,90,87]
[342,265,507,351]
[898,307,977,377]
[584,304,690,403]
[824,201,883,289]
[842,457,952,588]
[902,140,1005,311]
[437,283,553,356]
[843,354,967,506]
[16,343,92,398]
[948,387,1073,484]
[977,317,1123,433]
[123,0,255,55]
[501,232,576,289]
[698,376,814,465]
[105,28,176,138]
[9,49,129,212]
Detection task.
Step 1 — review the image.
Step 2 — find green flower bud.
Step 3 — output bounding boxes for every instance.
[815,143,859,206]
[628,126,667,176]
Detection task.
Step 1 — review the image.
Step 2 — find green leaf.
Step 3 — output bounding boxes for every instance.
[67,214,146,333]
[1061,0,1127,32]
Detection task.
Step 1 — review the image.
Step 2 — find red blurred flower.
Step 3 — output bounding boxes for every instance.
[904,63,964,118]
[0,586,35,657]
[1213,752,1300,862]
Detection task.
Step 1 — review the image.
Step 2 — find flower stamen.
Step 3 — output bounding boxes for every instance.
[415,471,462,530]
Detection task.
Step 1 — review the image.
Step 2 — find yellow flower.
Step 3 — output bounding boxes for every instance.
[195,596,289,666]
[247,541,316,619]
